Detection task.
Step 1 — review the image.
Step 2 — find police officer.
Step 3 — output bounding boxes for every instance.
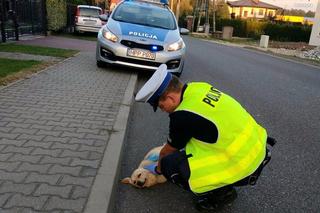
[135,64,274,211]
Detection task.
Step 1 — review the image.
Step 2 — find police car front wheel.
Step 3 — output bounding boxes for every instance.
[173,62,184,77]
[173,72,182,77]
[97,60,107,68]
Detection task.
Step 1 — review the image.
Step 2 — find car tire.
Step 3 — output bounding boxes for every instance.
[173,72,182,77]
[173,62,184,77]
[97,60,106,68]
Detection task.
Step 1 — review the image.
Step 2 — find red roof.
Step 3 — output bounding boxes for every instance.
[227,0,281,10]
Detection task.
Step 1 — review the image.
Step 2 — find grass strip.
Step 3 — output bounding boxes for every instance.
[0,58,52,86]
[0,43,78,58]
[0,58,41,78]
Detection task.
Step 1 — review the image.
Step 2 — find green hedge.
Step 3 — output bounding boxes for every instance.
[47,0,67,31]
[246,20,267,39]
[264,23,311,42]
[216,19,312,42]
[216,19,247,37]
[216,19,267,38]
[67,0,86,4]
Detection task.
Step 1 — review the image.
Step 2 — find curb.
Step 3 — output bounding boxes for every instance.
[84,72,138,213]
[242,46,320,70]
[200,37,320,69]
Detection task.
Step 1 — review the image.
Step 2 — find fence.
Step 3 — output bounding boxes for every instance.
[0,0,47,43]
[66,4,77,33]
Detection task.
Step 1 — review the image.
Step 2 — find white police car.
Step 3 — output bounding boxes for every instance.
[96,0,187,76]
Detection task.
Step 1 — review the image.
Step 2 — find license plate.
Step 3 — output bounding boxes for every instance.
[84,21,96,24]
[83,19,96,22]
[127,48,156,60]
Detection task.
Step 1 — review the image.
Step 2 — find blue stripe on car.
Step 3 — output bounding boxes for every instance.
[119,22,168,42]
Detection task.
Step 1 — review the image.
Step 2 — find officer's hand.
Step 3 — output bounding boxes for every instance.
[143,163,161,175]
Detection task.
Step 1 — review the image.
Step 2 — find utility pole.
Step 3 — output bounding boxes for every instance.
[212,0,216,33]
[191,0,197,32]
[175,0,180,24]
[204,0,210,34]
[196,0,202,32]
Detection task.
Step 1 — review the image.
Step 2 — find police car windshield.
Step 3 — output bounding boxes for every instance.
[112,3,176,30]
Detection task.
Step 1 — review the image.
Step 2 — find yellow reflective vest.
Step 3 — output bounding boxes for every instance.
[175,83,267,194]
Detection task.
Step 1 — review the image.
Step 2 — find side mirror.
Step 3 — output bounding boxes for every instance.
[179,28,189,35]
[99,14,109,22]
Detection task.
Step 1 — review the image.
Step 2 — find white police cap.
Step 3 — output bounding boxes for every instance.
[135,64,172,111]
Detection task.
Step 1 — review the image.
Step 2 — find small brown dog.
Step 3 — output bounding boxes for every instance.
[121,146,167,188]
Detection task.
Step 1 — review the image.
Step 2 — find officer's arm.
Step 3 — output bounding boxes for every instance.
[156,143,177,174]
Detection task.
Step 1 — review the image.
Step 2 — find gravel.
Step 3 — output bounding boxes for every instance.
[300,46,320,60]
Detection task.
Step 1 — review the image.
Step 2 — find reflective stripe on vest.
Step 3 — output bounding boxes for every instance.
[175,83,267,193]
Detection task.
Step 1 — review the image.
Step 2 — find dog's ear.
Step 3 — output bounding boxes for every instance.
[121,177,131,184]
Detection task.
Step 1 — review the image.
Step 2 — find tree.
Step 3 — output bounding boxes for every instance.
[67,0,87,4]
[171,0,193,17]
[215,0,229,19]
[170,0,193,23]
[66,0,100,5]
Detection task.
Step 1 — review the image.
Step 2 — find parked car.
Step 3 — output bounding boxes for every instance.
[96,0,188,76]
[75,5,105,33]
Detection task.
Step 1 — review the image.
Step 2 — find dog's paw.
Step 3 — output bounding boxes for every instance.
[121,177,131,184]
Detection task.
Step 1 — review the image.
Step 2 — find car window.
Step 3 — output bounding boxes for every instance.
[112,3,176,30]
[79,8,101,18]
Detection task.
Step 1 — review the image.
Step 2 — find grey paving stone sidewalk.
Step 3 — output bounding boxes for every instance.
[0,52,131,212]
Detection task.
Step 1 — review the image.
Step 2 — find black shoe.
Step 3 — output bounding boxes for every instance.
[195,197,220,211]
[218,187,237,204]
[195,188,237,211]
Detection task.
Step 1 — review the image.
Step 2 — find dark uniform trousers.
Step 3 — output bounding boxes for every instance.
[160,137,275,196]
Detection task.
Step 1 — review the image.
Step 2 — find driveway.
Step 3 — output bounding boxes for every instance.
[17,36,97,52]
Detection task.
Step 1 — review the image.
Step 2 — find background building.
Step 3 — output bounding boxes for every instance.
[227,0,281,19]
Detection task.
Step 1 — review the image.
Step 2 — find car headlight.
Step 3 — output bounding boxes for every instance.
[102,28,118,42]
[167,38,185,51]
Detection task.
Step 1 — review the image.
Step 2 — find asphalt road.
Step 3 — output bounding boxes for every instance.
[114,36,320,213]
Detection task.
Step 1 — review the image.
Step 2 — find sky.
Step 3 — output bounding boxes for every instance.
[228,0,318,11]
